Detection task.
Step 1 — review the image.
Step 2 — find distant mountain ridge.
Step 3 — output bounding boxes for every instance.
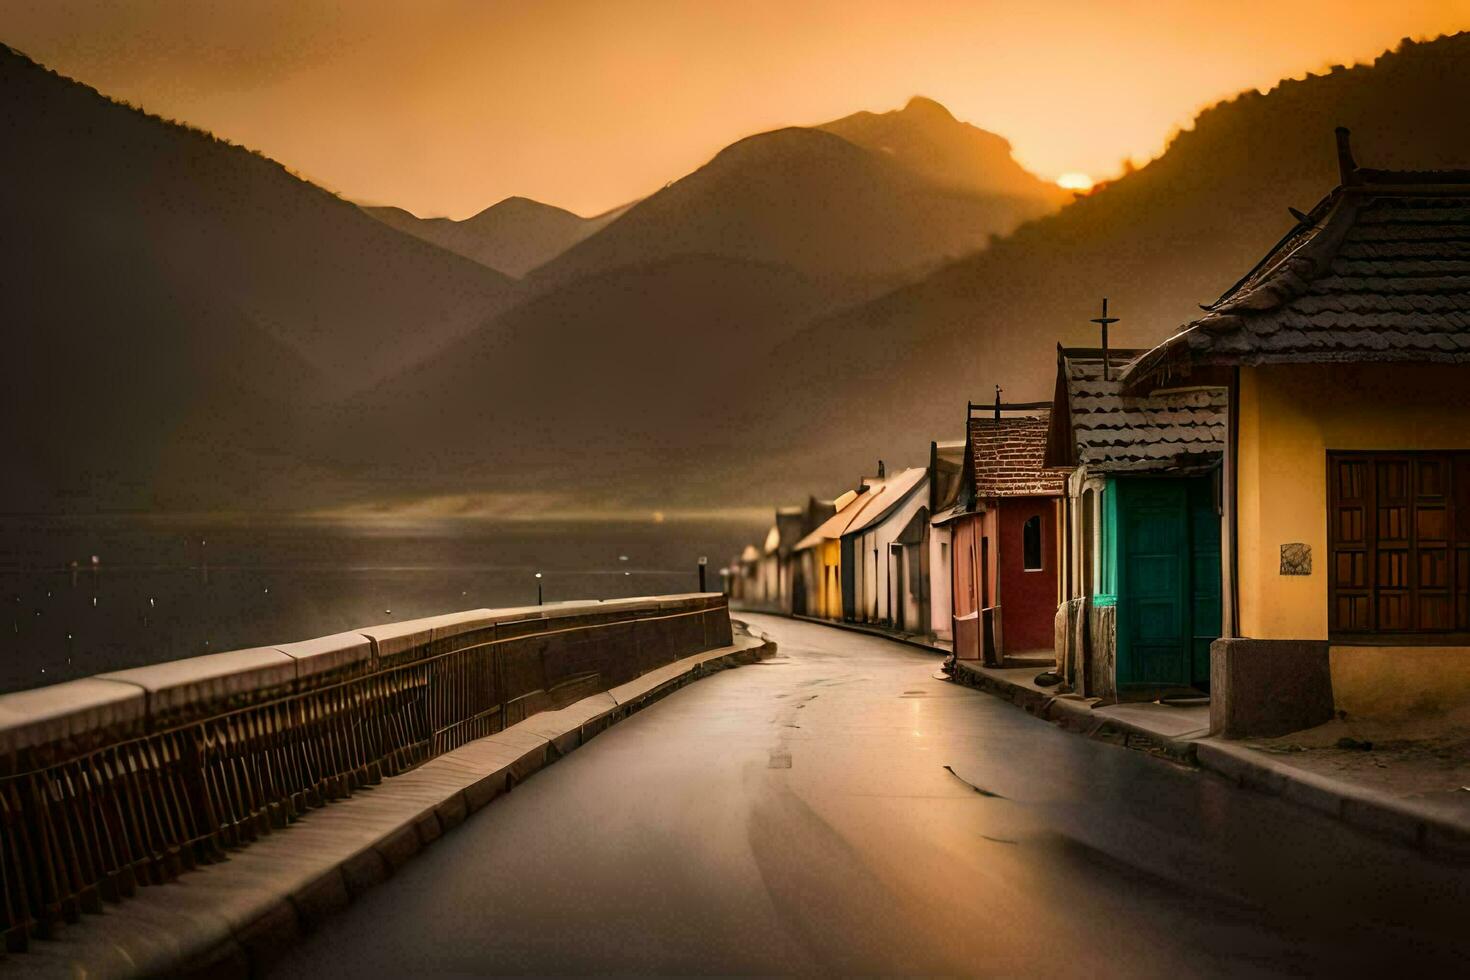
[331,33,1470,512]
[320,97,1073,503]
[0,43,520,510]
[7,34,1466,515]
[528,100,1065,289]
[817,96,1070,203]
[364,196,629,277]
[721,33,1470,500]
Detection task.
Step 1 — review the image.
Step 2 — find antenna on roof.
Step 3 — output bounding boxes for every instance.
[993,386,1002,420]
[1090,298,1119,380]
[1335,126,1360,186]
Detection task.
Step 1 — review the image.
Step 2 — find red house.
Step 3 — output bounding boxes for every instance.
[941,403,1065,665]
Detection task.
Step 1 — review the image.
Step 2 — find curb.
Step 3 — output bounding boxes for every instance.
[22,634,777,979]
[948,660,1199,764]
[1193,741,1470,861]
[949,659,1470,860]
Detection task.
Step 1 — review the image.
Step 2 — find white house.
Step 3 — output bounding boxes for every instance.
[927,439,966,643]
[842,466,929,631]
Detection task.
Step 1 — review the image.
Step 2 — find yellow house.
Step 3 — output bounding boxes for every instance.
[1124,130,1470,728]
[795,488,864,621]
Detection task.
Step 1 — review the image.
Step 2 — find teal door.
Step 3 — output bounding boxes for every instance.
[1114,476,1220,692]
[1188,477,1222,687]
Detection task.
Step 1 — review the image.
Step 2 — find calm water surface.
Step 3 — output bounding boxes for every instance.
[0,515,757,693]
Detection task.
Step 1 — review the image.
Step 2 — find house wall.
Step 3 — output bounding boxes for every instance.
[816,539,842,620]
[849,481,930,629]
[852,530,877,622]
[929,523,954,640]
[950,510,1000,659]
[1237,363,1470,718]
[1063,471,1108,602]
[756,555,781,608]
[996,497,1059,654]
[951,515,981,659]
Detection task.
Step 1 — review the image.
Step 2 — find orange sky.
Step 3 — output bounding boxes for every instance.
[3,1,1466,217]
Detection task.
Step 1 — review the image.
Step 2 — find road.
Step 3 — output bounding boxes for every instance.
[274,614,1470,977]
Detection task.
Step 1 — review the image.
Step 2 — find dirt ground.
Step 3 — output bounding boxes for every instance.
[1246,705,1470,821]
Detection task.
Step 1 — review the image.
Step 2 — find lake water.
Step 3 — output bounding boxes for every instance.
[0,515,759,693]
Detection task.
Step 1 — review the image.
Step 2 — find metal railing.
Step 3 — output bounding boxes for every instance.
[0,593,732,951]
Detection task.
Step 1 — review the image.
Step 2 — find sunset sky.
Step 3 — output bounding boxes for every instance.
[3,1,1466,217]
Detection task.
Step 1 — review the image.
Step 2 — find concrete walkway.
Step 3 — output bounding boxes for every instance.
[273,613,1470,977]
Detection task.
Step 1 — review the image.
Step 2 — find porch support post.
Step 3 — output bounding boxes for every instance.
[1222,367,1241,638]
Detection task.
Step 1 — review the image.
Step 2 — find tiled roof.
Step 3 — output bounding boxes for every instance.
[1125,154,1470,390]
[846,467,927,535]
[969,412,1064,497]
[1051,349,1225,474]
[795,486,871,551]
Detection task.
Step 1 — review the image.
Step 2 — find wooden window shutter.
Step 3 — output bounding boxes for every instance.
[1328,456,1373,632]
[1329,452,1465,637]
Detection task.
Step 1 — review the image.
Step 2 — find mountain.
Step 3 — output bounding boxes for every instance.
[341,33,1470,512]
[363,196,629,277]
[312,251,852,509]
[818,96,1070,203]
[0,44,520,510]
[719,33,1470,501]
[324,97,1071,505]
[529,104,1066,290]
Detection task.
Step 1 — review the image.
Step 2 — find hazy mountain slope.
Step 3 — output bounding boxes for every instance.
[0,44,520,391]
[529,122,1059,289]
[714,33,1470,501]
[3,216,324,512]
[364,197,629,277]
[324,99,1079,505]
[317,253,847,502]
[321,37,1470,512]
[818,96,1070,204]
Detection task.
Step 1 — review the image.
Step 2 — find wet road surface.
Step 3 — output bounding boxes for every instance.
[274,614,1470,977]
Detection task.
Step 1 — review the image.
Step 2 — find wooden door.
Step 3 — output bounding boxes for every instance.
[1117,480,1188,688]
[1115,476,1219,692]
[1188,477,1222,689]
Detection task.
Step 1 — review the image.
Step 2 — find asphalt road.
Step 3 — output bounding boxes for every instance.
[274,614,1470,977]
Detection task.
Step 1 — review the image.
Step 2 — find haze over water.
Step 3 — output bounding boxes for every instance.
[0,516,756,693]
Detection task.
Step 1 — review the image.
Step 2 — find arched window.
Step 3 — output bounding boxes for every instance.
[1023,515,1043,571]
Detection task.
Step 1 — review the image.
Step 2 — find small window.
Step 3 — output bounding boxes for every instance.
[1023,515,1043,571]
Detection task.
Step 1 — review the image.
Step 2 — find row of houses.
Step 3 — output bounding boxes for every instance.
[728,132,1470,733]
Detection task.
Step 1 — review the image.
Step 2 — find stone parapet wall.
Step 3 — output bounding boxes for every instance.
[0,593,732,951]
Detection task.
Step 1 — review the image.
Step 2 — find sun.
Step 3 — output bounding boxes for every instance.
[1056,172,1094,192]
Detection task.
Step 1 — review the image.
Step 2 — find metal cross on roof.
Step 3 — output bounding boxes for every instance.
[1090,297,1119,380]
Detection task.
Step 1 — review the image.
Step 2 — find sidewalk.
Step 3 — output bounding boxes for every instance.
[950,658,1470,861]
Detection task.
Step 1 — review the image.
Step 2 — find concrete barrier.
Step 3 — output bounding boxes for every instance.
[0,593,733,952]
[1209,638,1334,738]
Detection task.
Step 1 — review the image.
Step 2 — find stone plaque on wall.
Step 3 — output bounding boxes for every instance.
[1280,543,1311,575]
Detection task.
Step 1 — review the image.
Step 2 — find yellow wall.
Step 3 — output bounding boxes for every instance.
[810,539,842,620]
[1330,647,1470,719]
[1236,363,1470,717]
